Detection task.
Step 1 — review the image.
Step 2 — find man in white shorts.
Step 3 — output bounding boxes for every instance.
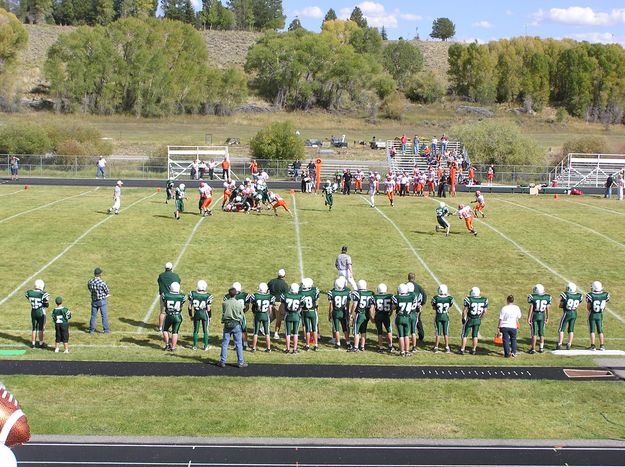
[108,180,123,215]
[335,245,358,290]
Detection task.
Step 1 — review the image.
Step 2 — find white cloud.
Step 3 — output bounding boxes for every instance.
[533,7,625,26]
[292,6,324,19]
[460,38,487,45]
[568,32,625,46]
[472,20,493,29]
[338,2,420,29]
[191,0,202,9]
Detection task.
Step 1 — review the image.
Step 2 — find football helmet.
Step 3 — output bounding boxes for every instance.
[591,281,602,293]
[334,277,346,290]
[164,262,173,270]
[566,282,577,293]
[406,282,415,293]
[258,282,268,294]
[470,286,480,298]
[475,190,481,196]
[34,279,44,290]
[179,183,185,190]
[232,282,242,292]
[377,283,387,294]
[116,180,123,186]
[458,204,465,209]
[533,284,545,295]
[290,283,300,294]
[302,278,313,289]
[357,279,367,291]
[397,283,408,295]
[197,280,207,292]
[170,282,181,293]
[438,284,448,296]
[278,269,286,277]
[439,202,446,208]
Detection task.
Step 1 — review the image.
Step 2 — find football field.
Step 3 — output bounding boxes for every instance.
[1,183,625,439]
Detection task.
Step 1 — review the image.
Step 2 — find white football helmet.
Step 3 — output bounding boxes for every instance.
[475,190,481,196]
[357,279,367,291]
[458,204,465,210]
[116,180,123,186]
[179,183,185,190]
[439,201,446,208]
[34,279,45,290]
[592,281,602,293]
[197,280,207,292]
[470,287,480,298]
[377,283,387,294]
[334,277,346,290]
[258,282,268,294]
[290,283,300,294]
[438,284,448,296]
[533,284,545,295]
[302,278,313,289]
[398,283,408,295]
[566,282,577,293]
[232,282,242,292]
[406,282,415,293]
[170,282,181,293]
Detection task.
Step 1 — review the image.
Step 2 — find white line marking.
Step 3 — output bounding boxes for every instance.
[137,196,223,333]
[427,198,625,325]
[497,198,625,251]
[0,192,157,308]
[0,189,23,197]
[290,193,305,282]
[361,196,462,315]
[562,199,625,217]
[0,189,95,224]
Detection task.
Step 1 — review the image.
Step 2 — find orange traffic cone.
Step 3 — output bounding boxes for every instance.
[156,187,161,192]
[554,193,558,200]
[24,185,29,190]
[494,333,503,346]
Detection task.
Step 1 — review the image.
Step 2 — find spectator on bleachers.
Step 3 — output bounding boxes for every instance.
[413,135,420,155]
[293,159,301,179]
[441,134,449,154]
[401,134,408,155]
[604,174,615,199]
[431,136,438,157]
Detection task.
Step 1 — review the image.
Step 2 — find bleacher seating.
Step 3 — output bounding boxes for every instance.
[385,140,465,174]
[551,153,625,188]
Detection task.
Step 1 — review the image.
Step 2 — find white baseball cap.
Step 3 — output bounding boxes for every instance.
[116,180,123,185]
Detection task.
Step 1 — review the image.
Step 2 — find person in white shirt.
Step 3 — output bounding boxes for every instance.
[208,159,217,180]
[617,173,624,201]
[498,295,522,358]
[96,156,107,178]
[108,180,123,215]
[335,246,358,290]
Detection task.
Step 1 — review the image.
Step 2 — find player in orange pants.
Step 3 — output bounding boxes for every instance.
[268,192,290,215]
[222,179,235,208]
[458,204,477,236]
[473,190,486,218]
[384,176,395,207]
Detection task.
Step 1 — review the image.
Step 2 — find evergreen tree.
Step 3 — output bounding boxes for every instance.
[251,0,284,30]
[198,0,233,29]
[349,6,366,28]
[115,0,157,18]
[92,0,114,25]
[380,25,387,40]
[430,17,455,41]
[162,0,194,24]
[52,0,75,24]
[287,17,302,31]
[228,0,254,30]
[20,0,52,23]
[321,7,335,26]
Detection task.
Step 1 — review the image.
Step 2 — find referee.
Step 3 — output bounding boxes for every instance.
[335,246,358,290]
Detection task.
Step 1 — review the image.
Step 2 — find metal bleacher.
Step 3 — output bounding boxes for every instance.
[167,146,229,181]
[551,153,625,188]
[386,140,465,174]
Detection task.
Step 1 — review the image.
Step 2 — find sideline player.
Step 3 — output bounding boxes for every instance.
[373,283,393,352]
[198,181,213,216]
[162,282,185,352]
[586,281,609,351]
[405,282,420,352]
[392,284,413,357]
[435,201,451,236]
[322,180,334,211]
[328,277,351,350]
[473,190,486,218]
[527,284,551,354]
[350,280,374,352]
[281,283,302,353]
[458,203,477,236]
[384,175,395,207]
[251,283,275,352]
[556,282,582,350]
[108,180,123,215]
[268,191,291,216]
[188,280,213,351]
[300,278,320,351]
[460,287,488,355]
[368,172,377,208]
[174,183,186,220]
[431,284,453,353]
[165,179,174,204]
[25,279,49,349]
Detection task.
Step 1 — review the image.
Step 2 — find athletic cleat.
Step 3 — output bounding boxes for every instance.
[273,332,280,339]
[359,347,364,352]
[538,347,544,353]
[334,344,340,350]
[164,344,171,351]
[566,344,571,350]
[313,346,319,351]
[590,345,596,351]
[192,346,197,351]
[204,346,210,351]
[469,348,476,355]
[432,346,439,353]
[459,349,465,355]
[528,349,536,354]
[250,348,256,353]
[555,344,562,350]
[64,349,69,353]
[599,345,605,351]
[304,345,310,352]
[445,347,451,353]
[265,348,272,353]
[54,348,59,353]
[283,348,290,354]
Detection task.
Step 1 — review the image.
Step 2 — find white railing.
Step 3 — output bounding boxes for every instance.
[167,146,229,181]
[552,153,625,188]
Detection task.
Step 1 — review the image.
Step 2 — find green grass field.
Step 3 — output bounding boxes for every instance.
[1,184,624,438]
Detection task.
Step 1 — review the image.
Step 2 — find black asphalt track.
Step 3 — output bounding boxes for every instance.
[0,359,620,380]
[13,439,625,466]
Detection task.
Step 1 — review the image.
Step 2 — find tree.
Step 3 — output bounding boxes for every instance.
[321,7,335,25]
[161,0,194,24]
[349,26,382,56]
[52,0,75,24]
[287,17,302,31]
[405,72,446,103]
[349,6,366,28]
[383,40,423,88]
[115,0,157,18]
[20,0,52,23]
[380,25,387,40]
[251,0,284,30]
[204,66,247,115]
[198,0,234,30]
[0,7,28,109]
[430,17,455,41]
[228,0,254,30]
[92,0,114,25]
[250,121,304,160]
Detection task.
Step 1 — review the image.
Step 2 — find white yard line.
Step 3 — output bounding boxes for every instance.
[137,196,223,333]
[497,198,625,252]
[426,197,625,325]
[0,189,23,197]
[0,192,157,308]
[0,189,96,225]
[562,198,625,217]
[290,193,306,282]
[361,196,462,315]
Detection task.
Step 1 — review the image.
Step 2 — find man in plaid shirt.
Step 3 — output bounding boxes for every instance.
[88,267,110,333]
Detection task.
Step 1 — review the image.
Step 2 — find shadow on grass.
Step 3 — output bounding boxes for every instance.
[119,317,149,328]
[0,331,32,347]
[153,214,175,219]
[120,335,163,350]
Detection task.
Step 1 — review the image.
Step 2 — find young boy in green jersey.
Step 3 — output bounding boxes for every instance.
[328,277,351,350]
[586,281,610,351]
[281,283,302,353]
[25,279,49,349]
[556,282,582,350]
[51,296,72,354]
[251,283,275,352]
[431,284,454,353]
[373,283,393,352]
[461,287,488,355]
[350,280,375,352]
[162,282,186,351]
[527,284,552,354]
[188,280,213,351]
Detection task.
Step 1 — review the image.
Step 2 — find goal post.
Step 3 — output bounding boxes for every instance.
[167,145,229,180]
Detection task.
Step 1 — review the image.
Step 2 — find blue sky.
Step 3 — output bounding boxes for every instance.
[279,0,625,45]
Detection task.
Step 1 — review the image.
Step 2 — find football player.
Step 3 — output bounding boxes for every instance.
[25,279,49,349]
[281,283,302,353]
[328,277,351,350]
[251,283,275,352]
[586,281,609,351]
[556,282,582,350]
[384,175,395,207]
[223,282,253,350]
[322,180,334,211]
[368,172,377,208]
[107,180,123,215]
[268,191,291,216]
[435,201,451,236]
[392,284,413,357]
[222,178,235,209]
[458,204,477,236]
[188,280,213,351]
[373,283,394,352]
[300,278,320,351]
[165,179,174,204]
[527,284,551,354]
[350,280,375,352]
[198,181,213,217]
[460,287,488,355]
[174,183,186,220]
[405,282,420,352]
[162,282,185,351]
[473,190,486,218]
[431,284,453,353]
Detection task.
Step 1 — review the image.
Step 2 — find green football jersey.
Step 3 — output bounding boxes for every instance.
[223,292,253,312]
[281,292,302,314]
[162,291,186,314]
[463,296,488,319]
[436,206,450,218]
[528,293,552,313]
[175,187,185,200]
[392,294,415,316]
[373,293,393,315]
[350,290,375,313]
[188,291,213,312]
[25,290,49,311]
[432,295,454,314]
[252,293,275,314]
[586,292,610,314]
[323,184,334,195]
[328,288,351,311]
[299,287,320,311]
[52,306,71,325]
[559,291,582,312]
